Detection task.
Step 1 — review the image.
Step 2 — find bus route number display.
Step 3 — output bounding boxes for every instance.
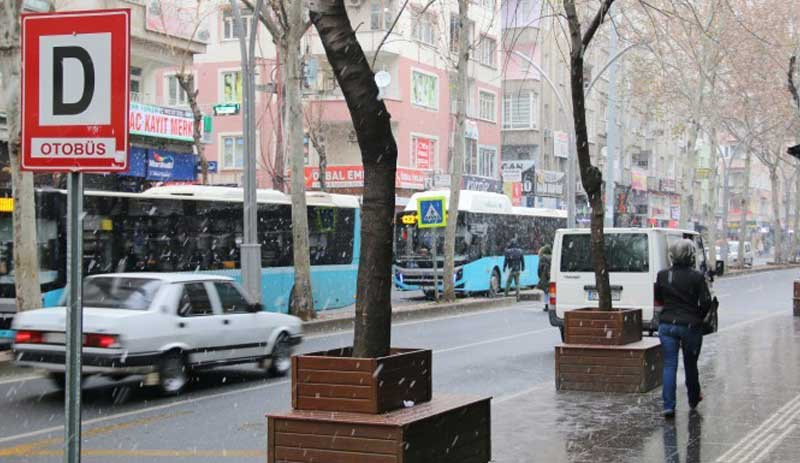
[417,197,447,229]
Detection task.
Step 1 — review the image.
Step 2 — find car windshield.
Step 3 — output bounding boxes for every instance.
[560,233,649,273]
[80,277,163,310]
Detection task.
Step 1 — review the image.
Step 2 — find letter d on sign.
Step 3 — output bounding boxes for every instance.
[53,46,94,115]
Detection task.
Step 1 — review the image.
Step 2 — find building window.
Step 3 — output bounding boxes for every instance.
[502,91,535,129]
[130,66,142,97]
[165,75,188,107]
[411,70,438,110]
[370,0,394,30]
[449,14,474,52]
[477,0,494,9]
[463,138,478,174]
[411,135,437,170]
[478,91,496,122]
[476,36,497,67]
[221,71,243,103]
[478,146,497,178]
[222,135,245,169]
[223,8,251,40]
[412,10,436,45]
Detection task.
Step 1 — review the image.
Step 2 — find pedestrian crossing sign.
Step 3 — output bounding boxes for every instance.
[417,196,447,228]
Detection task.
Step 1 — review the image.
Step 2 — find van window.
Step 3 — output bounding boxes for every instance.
[561,233,649,273]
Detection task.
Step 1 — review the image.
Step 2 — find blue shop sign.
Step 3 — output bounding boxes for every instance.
[197,160,218,174]
[146,150,197,181]
[120,147,148,177]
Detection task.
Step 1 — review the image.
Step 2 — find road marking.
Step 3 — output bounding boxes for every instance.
[5,449,264,458]
[716,392,800,463]
[434,328,553,354]
[0,374,42,386]
[718,312,786,333]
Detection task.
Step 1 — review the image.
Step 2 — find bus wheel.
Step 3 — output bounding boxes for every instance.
[488,269,501,298]
[423,290,435,300]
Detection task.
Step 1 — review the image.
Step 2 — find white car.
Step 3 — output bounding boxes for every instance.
[12,273,303,394]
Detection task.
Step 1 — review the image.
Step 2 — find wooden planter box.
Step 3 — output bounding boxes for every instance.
[555,337,663,393]
[564,308,642,345]
[292,347,432,414]
[268,395,491,463]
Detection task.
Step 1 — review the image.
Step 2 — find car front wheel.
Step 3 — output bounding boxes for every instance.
[268,333,292,377]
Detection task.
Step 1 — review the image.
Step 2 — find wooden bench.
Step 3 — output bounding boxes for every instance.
[267,394,491,463]
[555,337,663,393]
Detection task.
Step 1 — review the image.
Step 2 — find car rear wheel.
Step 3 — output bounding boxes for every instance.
[268,332,292,377]
[158,350,188,395]
[488,269,501,298]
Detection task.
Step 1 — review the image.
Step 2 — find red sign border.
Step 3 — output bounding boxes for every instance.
[21,9,130,173]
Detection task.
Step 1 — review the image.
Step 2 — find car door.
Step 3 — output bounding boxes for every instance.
[176,282,221,367]
[211,281,269,361]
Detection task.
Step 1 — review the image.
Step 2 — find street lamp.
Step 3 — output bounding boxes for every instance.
[511,50,577,228]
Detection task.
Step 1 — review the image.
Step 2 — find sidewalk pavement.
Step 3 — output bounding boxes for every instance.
[721,262,800,278]
[303,289,543,334]
[490,312,800,462]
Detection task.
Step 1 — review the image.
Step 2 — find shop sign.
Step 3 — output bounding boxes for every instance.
[146,150,196,181]
[553,131,569,159]
[129,102,197,142]
[660,178,676,192]
[213,103,240,116]
[414,138,432,169]
[501,160,535,183]
[396,167,429,190]
[463,175,502,193]
[631,168,647,191]
[305,165,365,189]
[433,173,451,187]
[535,170,565,197]
[670,206,680,220]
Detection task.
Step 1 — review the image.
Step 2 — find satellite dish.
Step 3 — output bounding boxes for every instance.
[374,71,391,88]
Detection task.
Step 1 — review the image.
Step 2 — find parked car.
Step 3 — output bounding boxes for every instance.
[548,228,718,340]
[12,273,303,394]
[727,241,754,267]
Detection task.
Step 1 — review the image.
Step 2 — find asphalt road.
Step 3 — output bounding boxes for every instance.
[0,267,795,462]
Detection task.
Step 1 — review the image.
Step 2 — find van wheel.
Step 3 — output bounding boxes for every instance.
[423,290,435,300]
[488,269,501,298]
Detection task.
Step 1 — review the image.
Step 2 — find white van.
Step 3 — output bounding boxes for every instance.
[548,228,717,339]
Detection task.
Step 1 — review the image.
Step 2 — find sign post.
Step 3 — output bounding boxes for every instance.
[417,197,447,301]
[21,10,130,463]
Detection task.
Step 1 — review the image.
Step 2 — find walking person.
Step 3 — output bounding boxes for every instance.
[656,239,713,418]
[537,245,552,311]
[503,239,525,299]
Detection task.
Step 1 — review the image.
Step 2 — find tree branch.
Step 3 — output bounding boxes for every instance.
[789,55,800,110]
[581,0,616,50]
[242,0,284,43]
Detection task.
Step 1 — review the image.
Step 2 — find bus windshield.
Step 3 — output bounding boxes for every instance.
[394,213,472,259]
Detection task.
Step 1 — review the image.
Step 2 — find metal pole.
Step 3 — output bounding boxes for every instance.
[65,172,83,463]
[432,229,439,302]
[231,0,263,303]
[604,8,620,228]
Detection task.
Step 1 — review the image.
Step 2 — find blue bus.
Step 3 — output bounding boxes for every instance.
[393,190,566,297]
[0,185,360,331]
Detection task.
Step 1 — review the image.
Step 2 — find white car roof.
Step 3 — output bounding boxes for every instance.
[557,227,697,235]
[86,273,235,284]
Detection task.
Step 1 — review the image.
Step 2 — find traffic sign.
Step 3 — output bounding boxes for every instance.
[21,9,130,172]
[417,196,447,229]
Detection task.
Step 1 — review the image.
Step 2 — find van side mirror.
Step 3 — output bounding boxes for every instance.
[714,260,725,276]
[248,302,263,313]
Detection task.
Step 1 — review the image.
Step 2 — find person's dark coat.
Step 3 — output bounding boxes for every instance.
[537,245,552,291]
[655,265,712,326]
[503,246,525,273]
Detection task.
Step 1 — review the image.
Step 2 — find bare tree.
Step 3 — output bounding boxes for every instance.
[0,0,42,312]
[442,0,469,302]
[153,0,212,184]
[563,0,615,309]
[309,0,398,357]
[247,0,315,320]
[304,102,328,191]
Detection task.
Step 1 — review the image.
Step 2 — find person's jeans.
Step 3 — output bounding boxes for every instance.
[659,323,703,412]
[505,271,521,298]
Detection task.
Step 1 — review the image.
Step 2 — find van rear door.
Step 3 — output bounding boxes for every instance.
[556,231,653,320]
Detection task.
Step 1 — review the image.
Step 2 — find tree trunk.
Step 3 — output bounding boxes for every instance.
[564,0,613,310]
[309,0,398,358]
[783,172,793,261]
[442,0,469,302]
[0,0,42,312]
[706,129,719,266]
[318,143,328,192]
[176,74,209,185]
[738,151,751,268]
[769,167,783,264]
[721,155,732,259]
[273,50,286,192]
[286,1,315,321]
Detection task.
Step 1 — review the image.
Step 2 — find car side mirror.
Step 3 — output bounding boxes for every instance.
[715,260,725,276]
[248,302,263,313]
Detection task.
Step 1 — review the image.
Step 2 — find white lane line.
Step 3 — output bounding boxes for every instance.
[715,392,800,463]
[0,374,42,386]
[750,424,797,463]
[493,382,550,404]
[0,326,549,444]
[718,312,787,333]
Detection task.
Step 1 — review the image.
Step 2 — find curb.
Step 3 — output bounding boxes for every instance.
[0,350,12,366]
[721,263,800,278]
[303,293,542,335]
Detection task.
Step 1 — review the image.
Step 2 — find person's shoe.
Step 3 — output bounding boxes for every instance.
[690,393,704,410]
[663,409,675,419]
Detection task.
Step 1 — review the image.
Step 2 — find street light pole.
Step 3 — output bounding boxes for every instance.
[603,6,620,228]
[511,50,576,227]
